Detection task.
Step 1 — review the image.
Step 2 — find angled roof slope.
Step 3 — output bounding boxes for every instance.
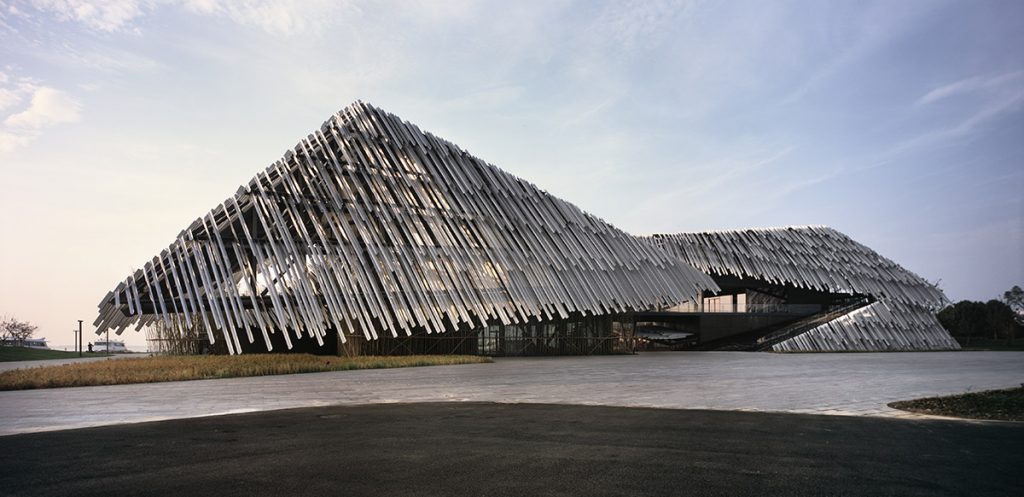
[649,226,945,308]
[94,102,716,353]
[648,226,959,351]
[771,300,959,352]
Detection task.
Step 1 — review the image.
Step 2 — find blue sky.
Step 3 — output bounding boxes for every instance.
[0,0,1021,349]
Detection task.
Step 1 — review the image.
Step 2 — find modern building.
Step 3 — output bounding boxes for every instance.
[94,102,716,356]
[94,102,959,354]
[643,227,960,352]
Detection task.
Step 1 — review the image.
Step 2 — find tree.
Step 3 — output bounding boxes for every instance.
[0,316,38,347]
[984,300,1016,341]
[1005,285,1024,326]
[1002,285,1023,343]
[938,301,983,346]
[938,298,1024,346]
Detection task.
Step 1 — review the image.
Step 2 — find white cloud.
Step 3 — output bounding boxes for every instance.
[765,170,842,202]
[917,70,1024,105]
[891,88,1024,156]
[896,70,1024,157]
[55,45,161,71]
[443,85,525,111]
[944,89,1024,135]
[4,86,82,128]
[781,1,940,105]
[195,0,353,36]
[180,0,218,14]
[625,144,797,231]
[0,83,82,153]
[27,0,351,35]
[0,88,21,111]
[587,0,700,52]
[0,130,33,152]
[29,0,145,32]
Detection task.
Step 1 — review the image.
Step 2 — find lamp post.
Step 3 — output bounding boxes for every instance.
[78,320,83,358]
[72,329,79,353]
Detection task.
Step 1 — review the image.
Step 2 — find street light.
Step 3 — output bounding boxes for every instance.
[72,328,79,353]
[78,320,83,358]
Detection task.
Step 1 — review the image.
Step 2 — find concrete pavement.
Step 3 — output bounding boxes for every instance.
[2,402,1022,497]
[0,352,146,373]
[1,351,1021,436]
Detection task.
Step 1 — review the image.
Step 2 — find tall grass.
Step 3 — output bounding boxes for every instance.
[0,354,491,391]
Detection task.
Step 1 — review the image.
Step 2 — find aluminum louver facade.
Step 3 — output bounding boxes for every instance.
[94,102,717,354]
[648,226,960,352]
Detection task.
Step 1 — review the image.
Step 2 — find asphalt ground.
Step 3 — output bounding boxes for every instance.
[2,402,1021,497]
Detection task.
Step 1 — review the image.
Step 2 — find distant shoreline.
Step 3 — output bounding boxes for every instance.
[47,344,149,353]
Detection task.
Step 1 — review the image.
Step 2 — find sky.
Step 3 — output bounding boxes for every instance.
[0,0,1021,351]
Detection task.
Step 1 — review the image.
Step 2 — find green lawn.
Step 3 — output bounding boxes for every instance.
[0,354,491,390]
[955,338,1024,351]
[0,347,110,362]
[888,386,1024,421]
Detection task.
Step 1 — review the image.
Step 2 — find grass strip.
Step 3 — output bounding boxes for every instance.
[0,347,111,362]
[0,354,491,391]
[955,339,1024,351]
[888,386,1024,421]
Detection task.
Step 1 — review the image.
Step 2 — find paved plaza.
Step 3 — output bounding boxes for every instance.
[1,351,1021,436]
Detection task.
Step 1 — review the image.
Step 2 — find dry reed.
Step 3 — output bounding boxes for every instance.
[0,354,491,391]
